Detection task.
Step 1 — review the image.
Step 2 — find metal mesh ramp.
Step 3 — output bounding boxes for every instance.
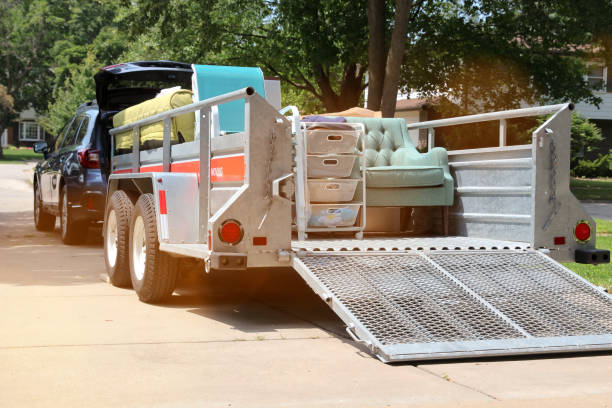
[292,250,612,362]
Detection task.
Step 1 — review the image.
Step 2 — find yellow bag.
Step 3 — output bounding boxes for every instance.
[113,89,195,151]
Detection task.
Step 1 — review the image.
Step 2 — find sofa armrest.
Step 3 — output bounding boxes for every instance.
[391,146,449,169]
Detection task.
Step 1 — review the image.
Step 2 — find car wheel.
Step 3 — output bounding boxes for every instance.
[104,190,133,287]
[33,182,56,231]
[129,193,178,303]
[60,185,85,245]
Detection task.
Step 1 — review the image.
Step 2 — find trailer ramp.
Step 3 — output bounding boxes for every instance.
[292,250,612,362]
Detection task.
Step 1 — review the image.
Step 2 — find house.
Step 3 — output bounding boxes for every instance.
[574,63,612,154]
[394,98,435,151]
[1,108,51,148]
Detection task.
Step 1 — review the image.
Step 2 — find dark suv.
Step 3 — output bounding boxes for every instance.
[34,60,194,244]
[33,101,110,243]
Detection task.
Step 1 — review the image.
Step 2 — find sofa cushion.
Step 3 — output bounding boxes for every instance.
[345,117,413,167]
[366,165,444,188]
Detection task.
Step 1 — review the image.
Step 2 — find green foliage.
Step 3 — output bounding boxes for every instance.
[120,0,368,111]
[39,54,100,134]
[41,2,127,135]
[402,0,607,114]
[568,113,610,178]
[0,147,43,163]
[573,152,612,178]
[571,177,612,201]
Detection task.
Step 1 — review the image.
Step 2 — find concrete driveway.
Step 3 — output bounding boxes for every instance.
[1,162,612,407]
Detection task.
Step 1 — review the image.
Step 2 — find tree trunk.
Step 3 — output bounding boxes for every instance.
[0,125,5,159]
[314,63,365,112]
[366,0,386,111]
[380,0,413,118]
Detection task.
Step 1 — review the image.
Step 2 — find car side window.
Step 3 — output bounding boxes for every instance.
[62,115,90,150]
[57,117,83,152]
[53,120,72,152]
[74,116,90,146]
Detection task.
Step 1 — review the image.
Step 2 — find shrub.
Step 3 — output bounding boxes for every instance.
[569,113,607,177]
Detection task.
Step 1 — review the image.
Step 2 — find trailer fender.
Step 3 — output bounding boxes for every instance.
[108,172,199,244]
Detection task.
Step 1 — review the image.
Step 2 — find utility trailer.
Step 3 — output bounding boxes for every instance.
[102,75,612,362]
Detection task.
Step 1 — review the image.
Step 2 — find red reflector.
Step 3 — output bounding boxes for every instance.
[87,197,94,210]
[158,190,167,215]
[554,236,565,245]
[253,236,267,246]
[219,220,243,245]
[208,230,212,250]
[575,222,591,242]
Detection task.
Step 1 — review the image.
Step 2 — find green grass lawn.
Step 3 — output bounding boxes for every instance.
[0,146,43,163]
[564,218,612,291]
[570,177,612,201]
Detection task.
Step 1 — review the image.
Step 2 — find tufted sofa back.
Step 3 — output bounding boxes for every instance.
[345,117,417,168]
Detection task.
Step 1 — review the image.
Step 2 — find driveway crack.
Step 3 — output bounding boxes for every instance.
[415,365,500,401]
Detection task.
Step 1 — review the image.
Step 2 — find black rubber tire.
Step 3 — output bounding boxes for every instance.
[104,190,133,287]
[129,193,178,303]
[60,185,86,245]
[33,181,55,231]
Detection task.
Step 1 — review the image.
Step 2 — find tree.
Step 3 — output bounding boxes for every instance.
[0,85,15,133]
[568,112,610,177]
[0,0,59,158]
[367,0,424,117]
[121,0,370,112]
[401,0,610,116]
[42,24,127,135]
[42,1,125,135]
[0,0,123,154]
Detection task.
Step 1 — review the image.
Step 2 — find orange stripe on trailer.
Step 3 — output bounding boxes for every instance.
[112,155,245,183]
[210,155,245,182]
[171,160,200,174]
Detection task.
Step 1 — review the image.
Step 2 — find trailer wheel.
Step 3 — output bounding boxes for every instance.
[129,193,178,303]
[104,190,133,287]
[34,182,55,231]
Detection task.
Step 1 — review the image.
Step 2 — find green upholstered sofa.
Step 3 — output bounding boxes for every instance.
[344,117,454,225]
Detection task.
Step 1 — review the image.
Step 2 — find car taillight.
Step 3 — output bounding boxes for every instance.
[218,220,243,245]
[78,148,100,169]
[574,221,591,243]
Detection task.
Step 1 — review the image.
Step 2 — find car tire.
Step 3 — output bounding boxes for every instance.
[34,182,56,231]
[129,193,178,303]
[104,190,133,287]
[60,185,86,245]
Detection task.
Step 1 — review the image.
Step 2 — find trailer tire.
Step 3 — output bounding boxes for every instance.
[129,193,178,303]
[104,190,133,287]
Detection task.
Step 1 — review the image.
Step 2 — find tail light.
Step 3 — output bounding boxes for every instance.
[78,148,100,169]
[574,221,591,243]
[218,219,243,245]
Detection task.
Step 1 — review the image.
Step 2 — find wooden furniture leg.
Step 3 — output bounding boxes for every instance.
[443,206,449,236]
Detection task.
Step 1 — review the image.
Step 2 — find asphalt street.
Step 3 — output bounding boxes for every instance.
[1,162,612,407]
